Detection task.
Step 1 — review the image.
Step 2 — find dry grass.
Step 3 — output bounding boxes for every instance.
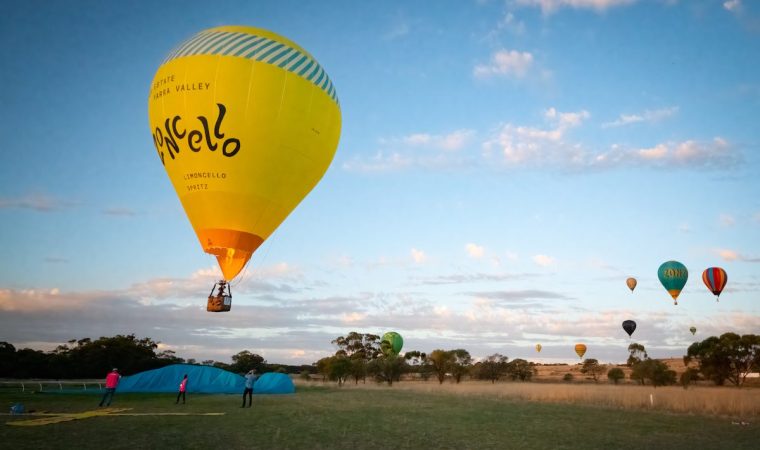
[314,380,760,418]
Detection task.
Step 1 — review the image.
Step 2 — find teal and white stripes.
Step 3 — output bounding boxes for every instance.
[163,30,339,106]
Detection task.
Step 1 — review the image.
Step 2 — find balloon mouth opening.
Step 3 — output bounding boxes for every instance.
[198,228,263,280]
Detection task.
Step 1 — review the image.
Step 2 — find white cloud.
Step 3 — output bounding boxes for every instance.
[532,254,556,267]
[474,50,534,79]
[715,248,760,263]
[717,249,740,261]
[482,107,590,165]
[411,248,427,264]
[719,214,736,227]
[0,193,78,212]
[724,0,741,13]
[484,109,738,171]
[402,129,475,151]
[602,106,679,128]
[102,207,137,217]
[465,243,486,259]
[343,129,476,173]
[516,0,637,14]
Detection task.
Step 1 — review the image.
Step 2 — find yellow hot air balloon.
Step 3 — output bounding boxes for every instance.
[148,26,341,311]
[535,344,542,353]
[574,343,587,359]
[626,277,637,292]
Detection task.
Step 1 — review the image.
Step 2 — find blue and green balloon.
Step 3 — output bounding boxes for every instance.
[380,332,403,357]
[658,260,688,305]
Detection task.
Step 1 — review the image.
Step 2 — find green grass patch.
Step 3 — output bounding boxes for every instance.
[1,385,758,449]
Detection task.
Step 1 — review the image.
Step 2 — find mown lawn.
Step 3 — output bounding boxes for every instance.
[1,385,758,449]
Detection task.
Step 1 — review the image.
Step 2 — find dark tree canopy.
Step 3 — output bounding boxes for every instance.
[685,333,760,387]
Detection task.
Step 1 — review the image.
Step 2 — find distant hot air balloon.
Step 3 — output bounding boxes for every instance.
[702,267,727,301]
[148,26,342,312]
[381,332,404,357]
[658,261,688,305]
[535,344,542,353]
[690,326,697,336]
[626,277,637,292]
[622,320,636,338]
[574,344,587,359]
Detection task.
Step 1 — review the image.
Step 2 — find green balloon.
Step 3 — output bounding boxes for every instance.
[380,332,403,356]
[658,260,688,305]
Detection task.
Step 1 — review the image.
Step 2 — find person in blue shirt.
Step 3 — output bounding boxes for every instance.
[241,369,258,408]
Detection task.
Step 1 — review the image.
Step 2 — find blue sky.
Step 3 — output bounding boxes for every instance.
[1,0,758,365]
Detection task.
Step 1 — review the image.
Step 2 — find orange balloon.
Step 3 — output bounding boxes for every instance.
[574,343,587,359]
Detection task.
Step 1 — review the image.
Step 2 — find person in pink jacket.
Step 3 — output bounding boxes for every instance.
[175,374,188,404]
[99,368,121,407]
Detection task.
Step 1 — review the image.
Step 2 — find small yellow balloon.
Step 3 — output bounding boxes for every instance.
[535,344,542,353]
[574,343,587,359]
[148,26,342,281]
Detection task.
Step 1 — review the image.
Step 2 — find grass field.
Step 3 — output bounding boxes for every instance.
[2,384,758,449]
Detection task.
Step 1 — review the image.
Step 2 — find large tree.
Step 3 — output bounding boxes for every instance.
[229,350,266,374]
[475,354,509,383]
[367,355,407,386]
[449,349,472,384]
[685,333,760,387]
[580,359,606,383]
[428,349,453,384]
[506,359,536,381]
[404,350,433,381]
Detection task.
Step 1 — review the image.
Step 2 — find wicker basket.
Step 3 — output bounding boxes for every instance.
[207,295,232,312]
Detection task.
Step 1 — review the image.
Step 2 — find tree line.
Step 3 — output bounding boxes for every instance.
[314,331,760,388]
[0,334,308,379]
[2,331,758,387]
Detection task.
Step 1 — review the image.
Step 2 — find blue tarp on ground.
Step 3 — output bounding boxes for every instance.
[253,372,295,394]
[117,364,244,394]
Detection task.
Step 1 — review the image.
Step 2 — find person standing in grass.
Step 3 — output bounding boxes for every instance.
[241,369,258,408]
[176,374,188,404]
[99,368,121,407]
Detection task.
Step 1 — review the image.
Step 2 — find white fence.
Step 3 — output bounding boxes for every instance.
[0,380,103,392]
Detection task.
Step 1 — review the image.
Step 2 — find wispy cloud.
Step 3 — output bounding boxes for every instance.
[465,243,486,259]
[532,254,556,267]
[714,248,760,263]
[342,129,476,173]
[724,0,741,13]
[474,49,534,79]
[719,214,736,227]
[102,207,138,217]
[516,0,637,15]
[411,248,427,264]
[44,256,69,264]
[602,106,679,128]
[484,107,739,170]
[0,193,78,212]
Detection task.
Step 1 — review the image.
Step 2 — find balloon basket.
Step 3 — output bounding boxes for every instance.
[207,295,231,312]
[207,281,232,312]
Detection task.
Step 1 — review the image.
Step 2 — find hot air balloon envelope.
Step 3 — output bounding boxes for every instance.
[535,344,542,353]
[381,332,404,357]
[702,267,727,301]
[658,261,688,305]
[626,277,637,292]
[148,26,342,282]
[622,320,636,337]
[690,326,697,335]
[574,344,587,359]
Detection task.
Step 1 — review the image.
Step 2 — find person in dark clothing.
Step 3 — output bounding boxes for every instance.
[241,369,258,407]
